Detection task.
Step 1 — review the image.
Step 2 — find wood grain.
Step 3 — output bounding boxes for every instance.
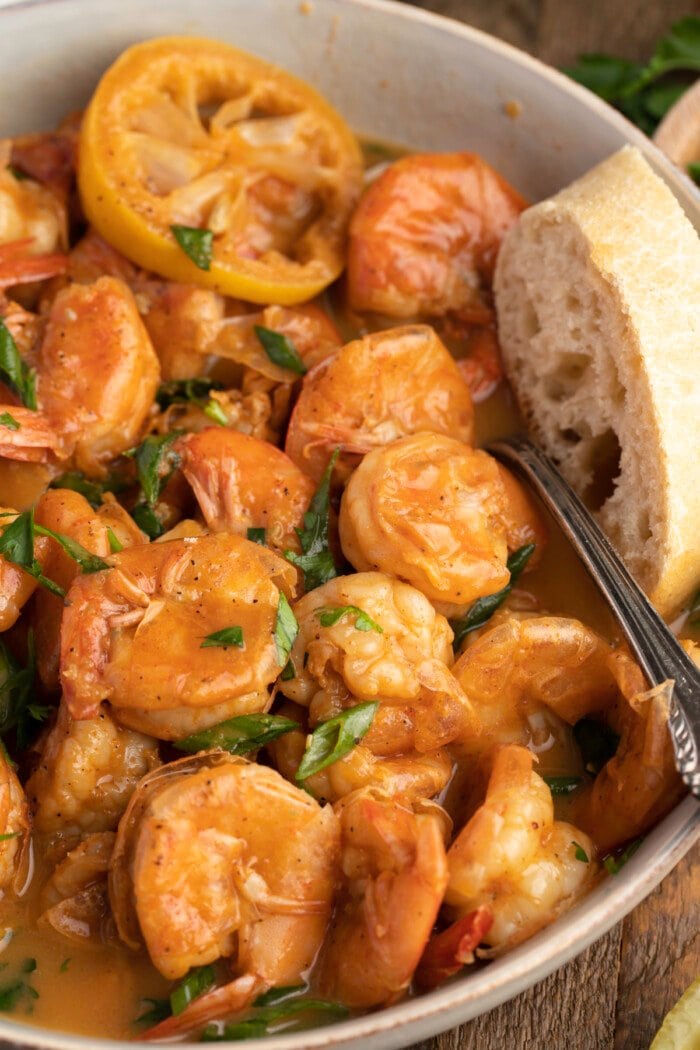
[402,2,700,1047]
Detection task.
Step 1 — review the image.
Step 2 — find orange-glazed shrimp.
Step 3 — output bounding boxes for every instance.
[456,326,504,404]
[135,278,225,380]
[268,702,454,804]
[109,753,339,1038]
[445,745,597,953]
[33,488,145,690]
[451,613,619,754]
[0,161,66,257]
[0,506,50,631]
[279,572,477,755]
[316,790,448,1007]
[178,428,315,552]
[0,238,67,291]
[59,532,296,738]
[9,117,79,204]
[340,432,546,616]
[285,325,474,482]
[347,153,526,321]
[65,227,139,287]
[0,277,161,473]
[38,831,117,945]
[570,660,684,852]
[0,748,30,892]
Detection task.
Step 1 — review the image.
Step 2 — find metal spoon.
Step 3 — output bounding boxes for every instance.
[487,434,700,799]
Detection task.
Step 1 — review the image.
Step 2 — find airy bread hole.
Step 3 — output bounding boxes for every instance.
[522,297,540,339]
[543,352,590,401]
[582,429,622,510]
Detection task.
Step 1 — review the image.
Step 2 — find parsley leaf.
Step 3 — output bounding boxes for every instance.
[688,588,700,626]
[247,527,266,546]
[125,432,182,539]
[0,631,47,750]
[572,841,589,863]
[170,225,213,271]
[169,965,216,1016]
[315,605,383,633]
[603,837,644,875]
[285,448,340,591]
[201,990,348,1041]
[200,626,244,649]
[275,593,298,667]
[451,543,535,650]
[689,162,700,186]
[135,997,170,1027]
[0,319,36,409]
[0,412,19,431]
[33,522,109,574]
[543,775,583,797]
[254,326,308,376]
[49,470,128,509]
[0,510,65,597]
[106,528,123,554]
[174,713,297,756]
[296,701,378,781]
[574,717,620,775]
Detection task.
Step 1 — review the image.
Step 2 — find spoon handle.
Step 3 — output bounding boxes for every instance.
[487,434,700,799]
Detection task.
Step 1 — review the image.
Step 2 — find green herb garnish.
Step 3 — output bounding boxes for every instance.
[169,964,216,1016]
[21,959,36,975]
[0,319,36,409]
[285,448,340,592]
[247,527,266,546]
[543,775,583,796]
[573,717,620,775]
[135,997,170,1027]
[564,17,700,135]
[33,522,109,575]
[275,593,298,667]
[200,989,349,1041]
[125,432,182,540]
[0,510,65,597]
[155,378,221,410]
[280,660,296,681]
[0,631,47,750]
[254,326,308,376]
[688,588,700,627]
[572,841,589,863]
[174,712,298,756]
[451,543,535,650]
[0,979,38,1011]
[0,412,19,431]
[315,605,383,633]
[296,701,378,782]
[200,626,244,649]
[106,528,123,554]
[171,225,213,271]
[49,470,128,509]
[203,399,228,425]
[59,959,71,973]
[0,831,21,842]
[603,838,644,875]
[689,162,700,186]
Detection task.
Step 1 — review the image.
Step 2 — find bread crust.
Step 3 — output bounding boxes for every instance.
[494,145,700,617]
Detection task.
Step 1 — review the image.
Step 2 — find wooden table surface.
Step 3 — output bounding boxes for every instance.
[403,2,700,1048]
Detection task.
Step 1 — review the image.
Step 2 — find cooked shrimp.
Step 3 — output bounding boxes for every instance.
[0,505,50,631]
[33,488,145,690]
[0,238,67,291]
[65,227,139,287]
[109,753,339,1037]
[340,432,545,615]
[279,572,477,753]
[135,278,225,380]
[26,702,159,836]
[269,702,454,803]
[60,533,296,735]
[1,277,161,473]
[178,428,315,552]
[347,153,525,321]
[8,116,78,204]
[455,326,504,404]
[316,790,448,1007]
[452,613,619,753]
[0,163,66,257]
[39,831,117,944]
[570,660,684,852]
[0,748,30,892]
[445,745,597,952]
[285,325,474,483]
[153,386,274,442]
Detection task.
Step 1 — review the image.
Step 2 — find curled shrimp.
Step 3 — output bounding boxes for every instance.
[570,656,684,851]
[0,238,67,291]
[32,488,145,690]
[279,572,477,754]
[339,432,546,616]
[8,116,78,204]
[59,532,296,735]
[0,748,30,892]
[0,505,51,631]
[347,152,525,321]
[269,702,454,804]
[110,753,339,1037]
[316,790,448,1007]
[285,325,474,483]
[0,162,66,257]
[135,278,225,380]
[26,702,159,837]
[178,428,315,553]
[452,612,619,754]
[1,277,161,473]
[445,745,597,953]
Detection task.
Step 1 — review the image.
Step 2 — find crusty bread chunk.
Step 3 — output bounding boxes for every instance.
[494,146,700,618]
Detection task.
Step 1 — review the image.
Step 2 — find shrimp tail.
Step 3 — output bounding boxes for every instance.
[415,906,493,989]
[140,973,265,1041]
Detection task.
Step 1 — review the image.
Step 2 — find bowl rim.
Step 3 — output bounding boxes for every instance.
[0,0,698,1047]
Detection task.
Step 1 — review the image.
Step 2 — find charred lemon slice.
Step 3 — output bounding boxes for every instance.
[78,36,363,304]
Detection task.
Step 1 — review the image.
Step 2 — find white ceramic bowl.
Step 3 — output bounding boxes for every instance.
[0,1,698,1047]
